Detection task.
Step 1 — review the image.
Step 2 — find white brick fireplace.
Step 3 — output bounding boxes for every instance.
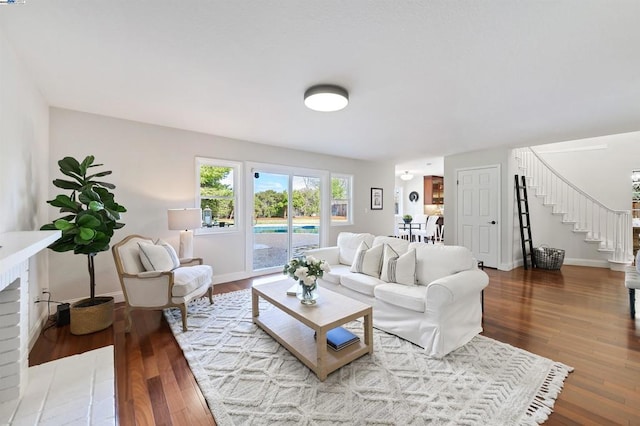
[0,231,60,406]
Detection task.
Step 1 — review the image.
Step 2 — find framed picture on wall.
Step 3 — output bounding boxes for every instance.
[371,187,383,210]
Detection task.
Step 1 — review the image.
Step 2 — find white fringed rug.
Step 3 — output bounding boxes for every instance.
[164,290,572,426]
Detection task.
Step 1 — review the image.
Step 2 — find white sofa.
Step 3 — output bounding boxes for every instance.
[306,232,489,358]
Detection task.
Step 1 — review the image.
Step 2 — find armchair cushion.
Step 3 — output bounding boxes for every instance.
[138,240,180,272]
[172,265,213,297]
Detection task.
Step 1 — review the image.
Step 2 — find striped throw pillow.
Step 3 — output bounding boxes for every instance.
[350,241,384,278]
[380,244,416,286]
[138,240,180,272]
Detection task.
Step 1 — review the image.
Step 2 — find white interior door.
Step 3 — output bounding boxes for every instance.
[457,166,500,267]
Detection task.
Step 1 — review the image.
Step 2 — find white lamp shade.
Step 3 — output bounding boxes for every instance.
[167,208,202,230]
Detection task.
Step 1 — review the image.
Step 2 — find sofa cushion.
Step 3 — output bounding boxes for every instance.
[373,236,410,255]
[340,272,384,297]
[337,232,375,265]
[380,245,416,286]
[350,242,384,277]
[374,283,428,313]
[321,264,351,284]
[138,240,180,272]
[409,243,476,285]
[172,265,212,297]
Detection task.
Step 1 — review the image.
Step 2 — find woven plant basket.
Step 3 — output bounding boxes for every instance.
[70,296,114,335]
[533,246,565,270]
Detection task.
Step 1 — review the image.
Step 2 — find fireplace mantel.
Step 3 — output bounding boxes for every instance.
[0,231,60,292]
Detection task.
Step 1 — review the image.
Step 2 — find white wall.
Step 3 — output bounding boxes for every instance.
[0,26,51,343]
[396,176,424,218]
[533,133,640,210]
[49,108,395,302]
[444,147,513,269]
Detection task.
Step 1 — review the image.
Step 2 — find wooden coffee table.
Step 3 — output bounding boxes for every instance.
[252,279,373,381]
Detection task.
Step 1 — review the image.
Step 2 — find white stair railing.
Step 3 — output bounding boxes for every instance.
[515,147,632,264]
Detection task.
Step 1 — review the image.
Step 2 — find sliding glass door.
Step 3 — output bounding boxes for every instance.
[252,169,322,272]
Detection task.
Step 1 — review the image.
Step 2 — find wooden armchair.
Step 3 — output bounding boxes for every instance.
[112,235,213,332]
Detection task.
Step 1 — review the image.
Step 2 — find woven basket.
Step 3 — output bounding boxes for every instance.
[70,296,114,335]
[533,246,565,270]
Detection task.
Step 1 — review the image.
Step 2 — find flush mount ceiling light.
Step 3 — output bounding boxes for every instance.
[400,171,414,181]
[304,85,349,112]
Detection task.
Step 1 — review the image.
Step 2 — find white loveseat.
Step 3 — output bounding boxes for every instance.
[306,232,489,358]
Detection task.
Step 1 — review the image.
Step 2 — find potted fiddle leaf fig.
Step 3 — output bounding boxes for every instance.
[40,155,126,335]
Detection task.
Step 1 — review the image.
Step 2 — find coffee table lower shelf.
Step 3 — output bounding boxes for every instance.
[254,308,370,380]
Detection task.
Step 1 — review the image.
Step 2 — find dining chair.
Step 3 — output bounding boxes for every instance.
[415,215,439,243]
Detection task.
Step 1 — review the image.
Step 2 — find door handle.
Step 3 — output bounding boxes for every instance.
[488,220,497,224]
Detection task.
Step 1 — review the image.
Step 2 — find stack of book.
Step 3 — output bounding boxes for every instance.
[325,327,360,351]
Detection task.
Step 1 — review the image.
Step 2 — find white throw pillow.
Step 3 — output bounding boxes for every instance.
[350,241,384,278]
[380,244,399,282]
[138,240,180,272]
[381,244,416,286]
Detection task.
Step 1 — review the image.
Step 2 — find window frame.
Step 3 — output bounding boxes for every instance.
[195,157,243,235]
[330,173,353,226]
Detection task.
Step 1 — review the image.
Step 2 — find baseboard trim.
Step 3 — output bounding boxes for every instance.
[499,260,522,271]
[500,257,611,271]
[563,258,609,268]
[29,307,53,351]
[212,271,253,284]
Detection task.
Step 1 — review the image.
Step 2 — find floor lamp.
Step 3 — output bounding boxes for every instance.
[167,208,202,259]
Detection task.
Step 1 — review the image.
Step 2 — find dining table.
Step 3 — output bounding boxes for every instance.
[398,222,422,241]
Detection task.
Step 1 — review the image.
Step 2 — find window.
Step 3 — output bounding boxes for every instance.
[196,157,241,233]
[331,174,353,225]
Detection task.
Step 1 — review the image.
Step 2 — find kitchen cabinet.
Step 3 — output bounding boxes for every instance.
[424,176,444,205]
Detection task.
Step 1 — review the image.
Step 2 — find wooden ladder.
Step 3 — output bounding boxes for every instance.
[515,175,535,269]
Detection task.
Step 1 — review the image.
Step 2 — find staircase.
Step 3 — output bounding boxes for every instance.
[514,147,633,270]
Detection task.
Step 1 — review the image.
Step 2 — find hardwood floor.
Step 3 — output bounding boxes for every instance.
[30,266,640,425]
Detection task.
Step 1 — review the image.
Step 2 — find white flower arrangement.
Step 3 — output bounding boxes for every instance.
[283,255,330,288]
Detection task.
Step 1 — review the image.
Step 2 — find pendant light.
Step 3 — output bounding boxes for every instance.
[400,171,414,181]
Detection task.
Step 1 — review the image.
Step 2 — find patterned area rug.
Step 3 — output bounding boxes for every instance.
[164,290,572,426]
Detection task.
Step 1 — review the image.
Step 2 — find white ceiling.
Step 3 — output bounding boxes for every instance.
[1,1,639,177]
